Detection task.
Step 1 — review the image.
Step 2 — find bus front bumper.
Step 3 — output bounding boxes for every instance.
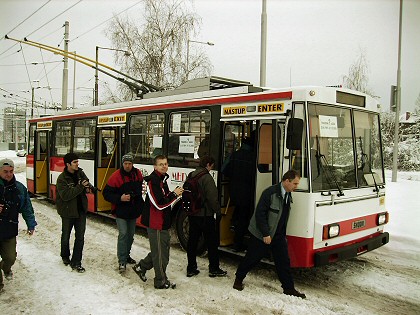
[314,232,389,267]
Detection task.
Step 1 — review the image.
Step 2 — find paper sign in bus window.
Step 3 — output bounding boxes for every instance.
[179,136,195,153]
[319,115,338,138]
[153,136,163,148]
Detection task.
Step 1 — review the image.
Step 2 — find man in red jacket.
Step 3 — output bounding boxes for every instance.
[133,155,183,289]
[103,154,144,273]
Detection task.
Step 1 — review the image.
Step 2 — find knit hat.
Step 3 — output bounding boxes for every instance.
[63,152,79,165]
[122,154,134,163]
[0,158,14,168]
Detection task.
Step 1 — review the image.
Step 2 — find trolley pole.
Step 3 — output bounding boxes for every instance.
[61,21,69,110]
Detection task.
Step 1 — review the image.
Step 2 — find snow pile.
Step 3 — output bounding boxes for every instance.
[0,151,419,314]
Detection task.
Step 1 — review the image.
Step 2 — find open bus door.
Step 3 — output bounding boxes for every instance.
[34,129,50,196]
[95,126,123,211]
[219,120,284,248]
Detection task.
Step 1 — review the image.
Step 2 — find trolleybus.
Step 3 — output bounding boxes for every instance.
[26,76,389,267]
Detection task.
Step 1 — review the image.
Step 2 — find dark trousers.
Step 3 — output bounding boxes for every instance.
[60,213,87,266]
[232,203,251,248]
[235,234,295,290]
[187,215,220,272]
[0,237,17,284]
[140,228,170,288]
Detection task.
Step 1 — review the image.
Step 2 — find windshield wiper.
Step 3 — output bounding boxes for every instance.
[358,136,379,193]
[315,136,344,196]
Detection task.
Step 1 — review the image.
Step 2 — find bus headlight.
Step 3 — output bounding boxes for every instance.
[377,212,389,225]
[323,223,340,240]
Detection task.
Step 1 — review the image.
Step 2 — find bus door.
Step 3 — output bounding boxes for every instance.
[34,130,50,195]
[96,126,122,211]
[219,121,252,246]
[255,120,284,204]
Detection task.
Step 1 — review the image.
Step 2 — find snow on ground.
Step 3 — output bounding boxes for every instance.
[1,151,420,314]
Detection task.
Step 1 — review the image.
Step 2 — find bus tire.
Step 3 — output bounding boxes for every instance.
[175,209,206,256]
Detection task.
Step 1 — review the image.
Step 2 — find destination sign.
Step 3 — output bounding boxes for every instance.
[98,113,126,125]
[223,106,247,115]
[37,121,52,130]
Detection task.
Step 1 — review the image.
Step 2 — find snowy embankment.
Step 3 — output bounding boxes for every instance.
[0,151,419,314]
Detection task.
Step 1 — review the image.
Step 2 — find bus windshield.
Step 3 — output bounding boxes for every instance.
[309,104,355,191]
[308,103,384,192]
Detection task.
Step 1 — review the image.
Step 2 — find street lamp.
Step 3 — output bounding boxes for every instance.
[31,85,51,118]
[95,46,131,106]
[186,40,214,81]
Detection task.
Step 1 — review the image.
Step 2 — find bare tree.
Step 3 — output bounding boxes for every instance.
[342,50,375,97]
[103,0,212,102]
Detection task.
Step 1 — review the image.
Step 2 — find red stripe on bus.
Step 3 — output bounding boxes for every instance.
[29,91,292,122]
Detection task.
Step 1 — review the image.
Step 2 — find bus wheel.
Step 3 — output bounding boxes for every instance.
[175,209,206,255]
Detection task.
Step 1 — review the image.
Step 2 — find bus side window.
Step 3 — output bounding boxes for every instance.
[258,124,271,172]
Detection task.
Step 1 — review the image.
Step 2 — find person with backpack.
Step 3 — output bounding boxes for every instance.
[133,155,183,289]
[185,155,227,278]
[102,154,144,274]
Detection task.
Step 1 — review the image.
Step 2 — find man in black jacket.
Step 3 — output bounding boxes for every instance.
[56,153,93,273]
[103,154,144,273]
[186,155,227,278]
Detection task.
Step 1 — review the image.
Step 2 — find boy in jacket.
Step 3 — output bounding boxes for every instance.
[103,154,144,273]
[133,155,183,289]
[56,153,93,273]
[0,158,37,292]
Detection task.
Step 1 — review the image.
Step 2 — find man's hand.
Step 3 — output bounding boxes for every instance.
[173,186,184,197]
[263,236,271,244]
[121,194,131,202]
[0,203,3,214]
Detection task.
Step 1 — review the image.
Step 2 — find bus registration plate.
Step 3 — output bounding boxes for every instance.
[352,220,366,230]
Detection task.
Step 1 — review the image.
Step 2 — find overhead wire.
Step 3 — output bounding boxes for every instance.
[19,43,33,89]
[1,0,52,41]
[0,0,83,57]
[39,48,55,104]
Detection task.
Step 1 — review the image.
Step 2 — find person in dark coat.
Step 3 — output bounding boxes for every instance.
[233,170,306,299]
[186,155,227,278]
[0,158,37,292]
[103,154,144,273]
[56,153,93,273]
[221,136,256,251]
[133,155,183,289]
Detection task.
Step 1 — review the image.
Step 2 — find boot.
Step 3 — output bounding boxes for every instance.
[233,278,244,291]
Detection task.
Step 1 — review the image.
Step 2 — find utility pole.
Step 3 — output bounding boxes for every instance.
[259,0,267,87]
[31,87,34,118]
[95,46,99,106]
[392,0,403,182]
[61,21,69,110]
[72,50,76,109]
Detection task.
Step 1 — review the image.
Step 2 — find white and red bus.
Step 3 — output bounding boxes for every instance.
[26,76,389,267]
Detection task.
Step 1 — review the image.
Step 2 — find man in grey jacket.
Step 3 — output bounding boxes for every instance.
[56,153,93,273]
[186,155,227,278]
[233,169,306,299]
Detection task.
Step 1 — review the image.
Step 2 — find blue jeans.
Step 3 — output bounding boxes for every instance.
[116,218,136,264]
[60,213,87,266]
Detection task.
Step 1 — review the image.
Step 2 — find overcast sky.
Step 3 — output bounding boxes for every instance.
[0,0,419,116]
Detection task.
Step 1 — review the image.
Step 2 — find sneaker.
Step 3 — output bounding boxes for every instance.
[126,256,136,264]
[154,280,176,289]
[71,265,86,273]
[186,269,200,277]
[233,278,244,291]
[4,270,13,280]
[283,288,306,299]
[118,263,126,274]
[62,257,71,266]
[209,268,227,278]
[132,264,147,282]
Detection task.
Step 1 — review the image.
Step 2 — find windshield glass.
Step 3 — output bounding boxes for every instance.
[308,104,356,192]
[354,111,385,186]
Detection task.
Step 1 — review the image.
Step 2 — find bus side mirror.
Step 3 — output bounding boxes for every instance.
[286,118,303,150]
